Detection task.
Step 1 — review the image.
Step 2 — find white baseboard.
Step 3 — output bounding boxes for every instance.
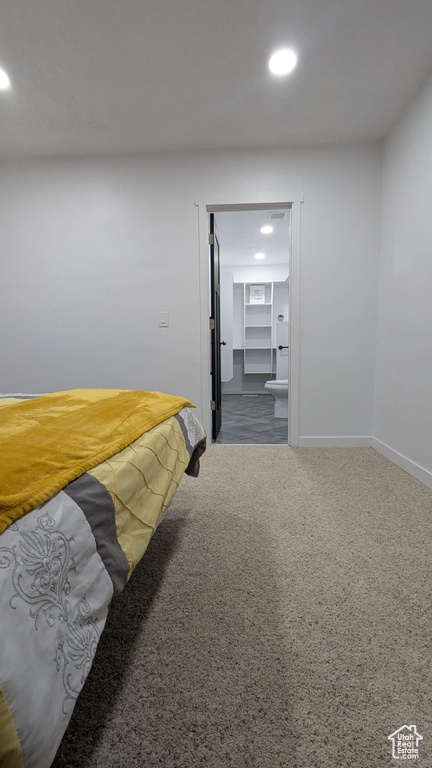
[298,436,372,447]
[371,438,432,490]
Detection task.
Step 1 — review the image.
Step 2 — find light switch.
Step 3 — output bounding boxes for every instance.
[159,311,169,327]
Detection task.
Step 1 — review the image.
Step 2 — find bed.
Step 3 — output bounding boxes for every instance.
[0,389,206,768]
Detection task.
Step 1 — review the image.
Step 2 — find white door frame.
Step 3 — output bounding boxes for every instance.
[196,197,303,446]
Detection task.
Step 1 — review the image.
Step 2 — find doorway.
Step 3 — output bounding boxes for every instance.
[210,207,291,444]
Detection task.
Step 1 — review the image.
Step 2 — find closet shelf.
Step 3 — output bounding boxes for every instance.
[244,369,274,374]
[243,282,276,376]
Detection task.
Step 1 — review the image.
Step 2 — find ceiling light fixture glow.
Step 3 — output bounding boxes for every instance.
[0,68,11,90]
[260,225,273,234]
[268,48,298,77]
[255,252,265,260]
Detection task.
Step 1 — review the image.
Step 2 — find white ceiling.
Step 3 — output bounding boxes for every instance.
[1,0,432,158]
[216,209,291,267]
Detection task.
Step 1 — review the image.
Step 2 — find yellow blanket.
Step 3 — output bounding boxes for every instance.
[0,389,193,533]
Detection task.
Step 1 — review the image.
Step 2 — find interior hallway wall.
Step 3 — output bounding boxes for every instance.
[374,72,432,479]
[0,144,381,439]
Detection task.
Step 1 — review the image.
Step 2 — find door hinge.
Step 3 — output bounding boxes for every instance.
[209,317,215,330]
[208,233,214,245]
[211,400,216,411]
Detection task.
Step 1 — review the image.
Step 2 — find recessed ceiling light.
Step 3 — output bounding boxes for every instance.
[260,225,273,234]
[255,253,265,260]
[0,68,11,91]
[268,48,298,77]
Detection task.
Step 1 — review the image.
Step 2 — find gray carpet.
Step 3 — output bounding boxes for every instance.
[52,446,432,767]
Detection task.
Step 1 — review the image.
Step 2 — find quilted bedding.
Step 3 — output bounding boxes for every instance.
[0,391,206,768]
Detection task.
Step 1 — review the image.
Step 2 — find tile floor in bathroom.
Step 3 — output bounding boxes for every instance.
[215,394,288,444]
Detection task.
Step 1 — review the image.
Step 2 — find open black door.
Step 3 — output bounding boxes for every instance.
[209,213,222,441]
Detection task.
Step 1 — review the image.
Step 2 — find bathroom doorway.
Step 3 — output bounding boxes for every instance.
[210,207,290,444]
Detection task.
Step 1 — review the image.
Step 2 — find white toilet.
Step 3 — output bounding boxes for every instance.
[265,379,289,418]
[265,320,289,418]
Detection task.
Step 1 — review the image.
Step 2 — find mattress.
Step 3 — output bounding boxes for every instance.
[0,390,206,768]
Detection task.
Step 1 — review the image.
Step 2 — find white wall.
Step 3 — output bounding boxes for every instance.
[0,145,382,439]
[225,265,288,283]
[373,74,432,482]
